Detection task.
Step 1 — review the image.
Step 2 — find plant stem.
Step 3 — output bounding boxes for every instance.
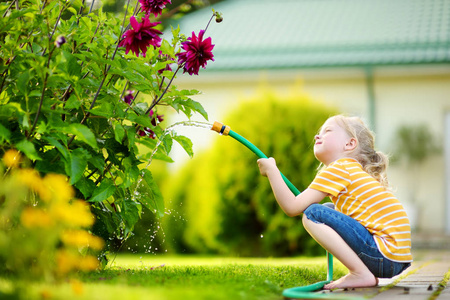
[29,46,55,136]
[88,0,95,14]
[145,66,181,115]
[76,0,86,26]
[40,0,67,57]
[67,0,134,147]
[2,0,17,18]
[204,12,216,34]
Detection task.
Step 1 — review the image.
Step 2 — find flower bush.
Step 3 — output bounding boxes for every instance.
[0,0,221,267]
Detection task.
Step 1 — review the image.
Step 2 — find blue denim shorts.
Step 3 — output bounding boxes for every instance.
[303,203,411,278]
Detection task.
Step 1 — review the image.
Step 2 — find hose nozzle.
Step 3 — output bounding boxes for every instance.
[211,121,230,136]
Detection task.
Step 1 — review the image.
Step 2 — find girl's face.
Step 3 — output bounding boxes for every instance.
[314,118,354,165]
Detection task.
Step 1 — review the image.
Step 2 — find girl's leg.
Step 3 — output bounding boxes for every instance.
[302,214,378,289]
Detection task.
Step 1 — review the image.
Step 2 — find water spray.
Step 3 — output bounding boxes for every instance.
[211,121,363,300]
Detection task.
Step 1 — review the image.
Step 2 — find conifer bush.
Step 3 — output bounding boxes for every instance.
[163,92,338,256]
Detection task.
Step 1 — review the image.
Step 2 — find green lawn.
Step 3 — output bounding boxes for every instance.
[2,254,346,300]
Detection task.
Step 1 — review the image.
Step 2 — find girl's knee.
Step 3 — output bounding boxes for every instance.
[303,203,321,214]
[303,203,334,226]
[303,203,322,220]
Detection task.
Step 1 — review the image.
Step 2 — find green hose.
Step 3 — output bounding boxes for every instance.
[211,122,344,299]
[228,130,301,196]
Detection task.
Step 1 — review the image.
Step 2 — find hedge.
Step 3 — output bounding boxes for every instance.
[162,91,338,256]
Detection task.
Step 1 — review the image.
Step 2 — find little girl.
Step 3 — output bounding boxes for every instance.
[257,115,412,290]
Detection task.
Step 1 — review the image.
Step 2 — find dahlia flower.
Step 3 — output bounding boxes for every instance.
[139,0,171,17]
[119,16,162,57]
[176,30,214,75]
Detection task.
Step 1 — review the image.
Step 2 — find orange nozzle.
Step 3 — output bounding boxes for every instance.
[211,121,230,136]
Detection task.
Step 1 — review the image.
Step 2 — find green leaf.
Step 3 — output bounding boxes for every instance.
[134,169,164,218]
[68,148,90,184]
[125,125,137,150]
[63,51,82,77]
[0,123,11,142]
[16,139,41,161]
[173,135,194,158]
[114,122,125,143]
[133,115,154,128]
[121,197,140,229]
[88,178,116,203]
[186,98,208,120]
[0,104,19,118]
[67,7,78,15]
[133,103,148,115]
[162,134,173,154]
[63,124,98,149]
[64,94,82,110]
[43,136,69,159]
[88,100,114,118]
[121,156,140,189]
[17,71,30,95]
[88,154,106,172]
[74,177,96,199]
[151,149,174,162]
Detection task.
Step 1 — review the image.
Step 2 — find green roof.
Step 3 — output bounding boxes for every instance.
[171,0,450,71]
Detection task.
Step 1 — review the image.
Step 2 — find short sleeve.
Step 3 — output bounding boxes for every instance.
[309,162,351,197]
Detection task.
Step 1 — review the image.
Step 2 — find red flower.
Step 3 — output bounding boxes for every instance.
[176,30,214,75]
[119,16,162,57]
[138,127,156,139]
[139,0,171,17]
[123,90,134,105]
[157,52,173,74]
[137,110,164,139]
[149,110,164,126]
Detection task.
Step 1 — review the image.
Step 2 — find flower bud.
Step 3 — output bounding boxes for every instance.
[215,12,223,23]
[55,35,66,48]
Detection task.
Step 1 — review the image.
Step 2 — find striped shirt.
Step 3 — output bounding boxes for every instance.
[309,158,412,262]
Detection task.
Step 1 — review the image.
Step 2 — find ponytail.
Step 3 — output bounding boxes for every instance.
[361,150,390,188]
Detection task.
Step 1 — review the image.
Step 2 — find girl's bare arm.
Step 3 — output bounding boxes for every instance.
[258,158,327,217]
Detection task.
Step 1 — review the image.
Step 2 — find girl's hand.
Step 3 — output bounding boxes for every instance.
[257,157,278,177]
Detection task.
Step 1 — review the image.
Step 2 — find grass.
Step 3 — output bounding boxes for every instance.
[430,267,450,300]
[1,254,346,300]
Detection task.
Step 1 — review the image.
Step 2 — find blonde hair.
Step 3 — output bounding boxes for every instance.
[332,115,390,188]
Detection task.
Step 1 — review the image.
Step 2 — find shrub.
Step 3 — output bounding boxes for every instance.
[163,90,338,256]
[0,0,221,262]
[0,150,103,286]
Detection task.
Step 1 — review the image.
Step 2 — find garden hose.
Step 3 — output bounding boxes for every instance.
[210,121,352,299]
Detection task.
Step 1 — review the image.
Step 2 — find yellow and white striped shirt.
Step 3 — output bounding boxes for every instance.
[309,158,412,262]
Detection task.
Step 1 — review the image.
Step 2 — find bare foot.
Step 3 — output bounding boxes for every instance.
[324,273,378,290]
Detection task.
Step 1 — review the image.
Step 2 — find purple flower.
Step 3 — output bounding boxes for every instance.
[139,0,171,17]
[55,35,66,48]
[157,52,173,74]
[176,30,214,75]
[119,16,162,57]
[123,90,134,105]
[138,127,156,139]
[158,62,172,74]
[137,110,164,139]
[149,110,164,126]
